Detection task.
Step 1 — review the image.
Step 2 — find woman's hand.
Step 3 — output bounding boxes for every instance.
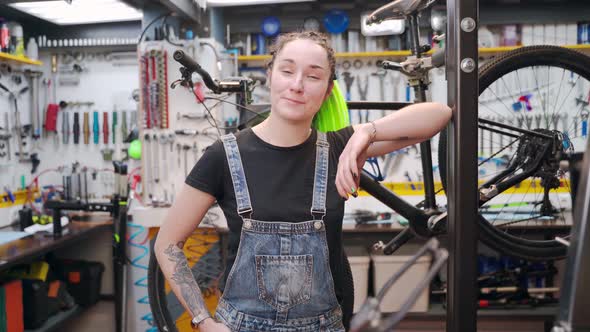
[336,125,374,200]
[199,318,231,332]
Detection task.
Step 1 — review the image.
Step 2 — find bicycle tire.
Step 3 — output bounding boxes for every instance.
[148,231,356,331]
[439,45,590,260]
[148,229,224,332]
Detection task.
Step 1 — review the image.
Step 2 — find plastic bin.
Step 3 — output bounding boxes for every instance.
[59,260,105,307]
[371,254,431,313]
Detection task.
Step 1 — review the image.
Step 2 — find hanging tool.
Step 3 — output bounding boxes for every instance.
[356,74,369,124]
[176,143,181,169]
[525,115,533,130]
[535,114,542,128]
[103,112,109,144]
[183,144,190,177]
[143,134,152,194]
[551,114,560,131]
[169,134,175,173]
[160,134,168,181]
[192,142,198,164]
[83,112,90,145]
[93,111,99,144]
[0,82,29,162]
[48,55,60,138]
[371,69,388,117]
[573,115,579,136]
[341,72,354,101]
[561,113,568,134]
[25,70,43,139]
[152,134,159,183]
[73,112,80,144]
[120,111,127,142]
[61,108,69,144]
[112,111,117,144]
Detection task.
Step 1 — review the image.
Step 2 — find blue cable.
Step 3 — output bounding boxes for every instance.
[128,222,158,332]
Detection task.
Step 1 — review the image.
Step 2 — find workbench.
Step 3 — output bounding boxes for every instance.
[0,215,112,332]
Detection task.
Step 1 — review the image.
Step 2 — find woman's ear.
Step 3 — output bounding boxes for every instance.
[323,80,334,101]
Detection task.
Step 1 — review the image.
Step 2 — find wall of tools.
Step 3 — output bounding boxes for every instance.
[0,48,140,227]
[136,38,233,207]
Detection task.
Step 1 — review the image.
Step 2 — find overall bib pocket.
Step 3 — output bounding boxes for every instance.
[255,254,313,310]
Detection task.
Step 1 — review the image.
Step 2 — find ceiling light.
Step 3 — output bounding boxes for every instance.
[8,0,142,25]
[207,0,315,8]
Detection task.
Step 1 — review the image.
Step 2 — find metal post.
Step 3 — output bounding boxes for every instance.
[446,0,479,331]
[553,141,590,331]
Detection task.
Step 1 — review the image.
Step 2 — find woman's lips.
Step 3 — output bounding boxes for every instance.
[282,97,305,104]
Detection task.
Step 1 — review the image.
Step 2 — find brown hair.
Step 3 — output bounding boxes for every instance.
[267,31,336,81]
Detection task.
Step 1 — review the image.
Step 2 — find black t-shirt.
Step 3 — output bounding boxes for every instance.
[185,126,355,305]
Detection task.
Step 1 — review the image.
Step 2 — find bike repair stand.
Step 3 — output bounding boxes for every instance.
[446,0,480,330]
[552,141,590,332]
[44,161,129,332]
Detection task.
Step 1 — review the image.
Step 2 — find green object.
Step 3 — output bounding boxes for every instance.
[129,139,142,160]
[20,175,25,190]
[114,234,120,243]
[112,111,117,144]
[313,81,350,132]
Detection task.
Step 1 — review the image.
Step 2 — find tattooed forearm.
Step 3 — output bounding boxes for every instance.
[163,242,210,319]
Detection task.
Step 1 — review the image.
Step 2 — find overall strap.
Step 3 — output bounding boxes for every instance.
[221,134,253,218]
[311,131,330,221]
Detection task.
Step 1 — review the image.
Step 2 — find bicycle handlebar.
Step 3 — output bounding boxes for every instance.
[173,50,245,94]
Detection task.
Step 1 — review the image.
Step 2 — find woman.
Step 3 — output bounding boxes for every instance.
[154,31,452,332]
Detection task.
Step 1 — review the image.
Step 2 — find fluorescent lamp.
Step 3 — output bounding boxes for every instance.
[207,0,315,8]
[8,0,142,25]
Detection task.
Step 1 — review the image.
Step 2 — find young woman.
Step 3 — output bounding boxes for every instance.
[154,31,452,332]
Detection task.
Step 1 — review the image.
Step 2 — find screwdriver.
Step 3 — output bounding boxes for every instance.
[62,111,69,144]
[83,112,90,145]
[93,111,99,144]
[73,112,80,144]
[112,111,117,144]
[120,111,127,142]
[103,112,109,144]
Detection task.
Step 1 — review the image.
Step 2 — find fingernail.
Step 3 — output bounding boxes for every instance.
[353,172,357,179]
[351,186,356,194]
[352,192,358,198]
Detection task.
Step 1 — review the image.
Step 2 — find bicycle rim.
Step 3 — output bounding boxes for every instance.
[439,45,590,260]
[148,228,224,332]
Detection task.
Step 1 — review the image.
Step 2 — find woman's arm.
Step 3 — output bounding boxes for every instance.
[355,102,452,158]
[336,102,452,199]
[153,184,228,331]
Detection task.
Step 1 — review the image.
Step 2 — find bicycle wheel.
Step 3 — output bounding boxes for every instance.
[148,228,224,332]
[439,45,590,260]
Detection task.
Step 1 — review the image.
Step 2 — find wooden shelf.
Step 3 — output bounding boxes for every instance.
[236,44,590,62]
[0,52,43,66]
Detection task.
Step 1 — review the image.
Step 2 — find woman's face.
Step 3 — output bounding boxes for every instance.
[268,39,332,124]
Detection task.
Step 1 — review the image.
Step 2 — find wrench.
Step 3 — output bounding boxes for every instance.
[152,134,159,183]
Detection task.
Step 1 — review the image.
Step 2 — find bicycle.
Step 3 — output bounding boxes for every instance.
[147,0,590,329]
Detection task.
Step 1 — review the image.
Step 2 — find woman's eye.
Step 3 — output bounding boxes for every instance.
[308,76,319,80]
[281,70,293,74]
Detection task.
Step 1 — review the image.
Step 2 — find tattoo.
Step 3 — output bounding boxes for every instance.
[163,244,209,318]
[395,136,411,141]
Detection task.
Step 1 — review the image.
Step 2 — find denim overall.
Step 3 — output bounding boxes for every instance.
[215,132,345,332]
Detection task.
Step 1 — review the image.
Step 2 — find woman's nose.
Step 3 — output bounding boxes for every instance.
[290,74,304,92]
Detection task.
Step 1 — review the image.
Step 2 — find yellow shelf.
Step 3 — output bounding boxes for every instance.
[0,52,43,66]
[357,178,569,196]
[1,187,41,208]
[237,44,590,62]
